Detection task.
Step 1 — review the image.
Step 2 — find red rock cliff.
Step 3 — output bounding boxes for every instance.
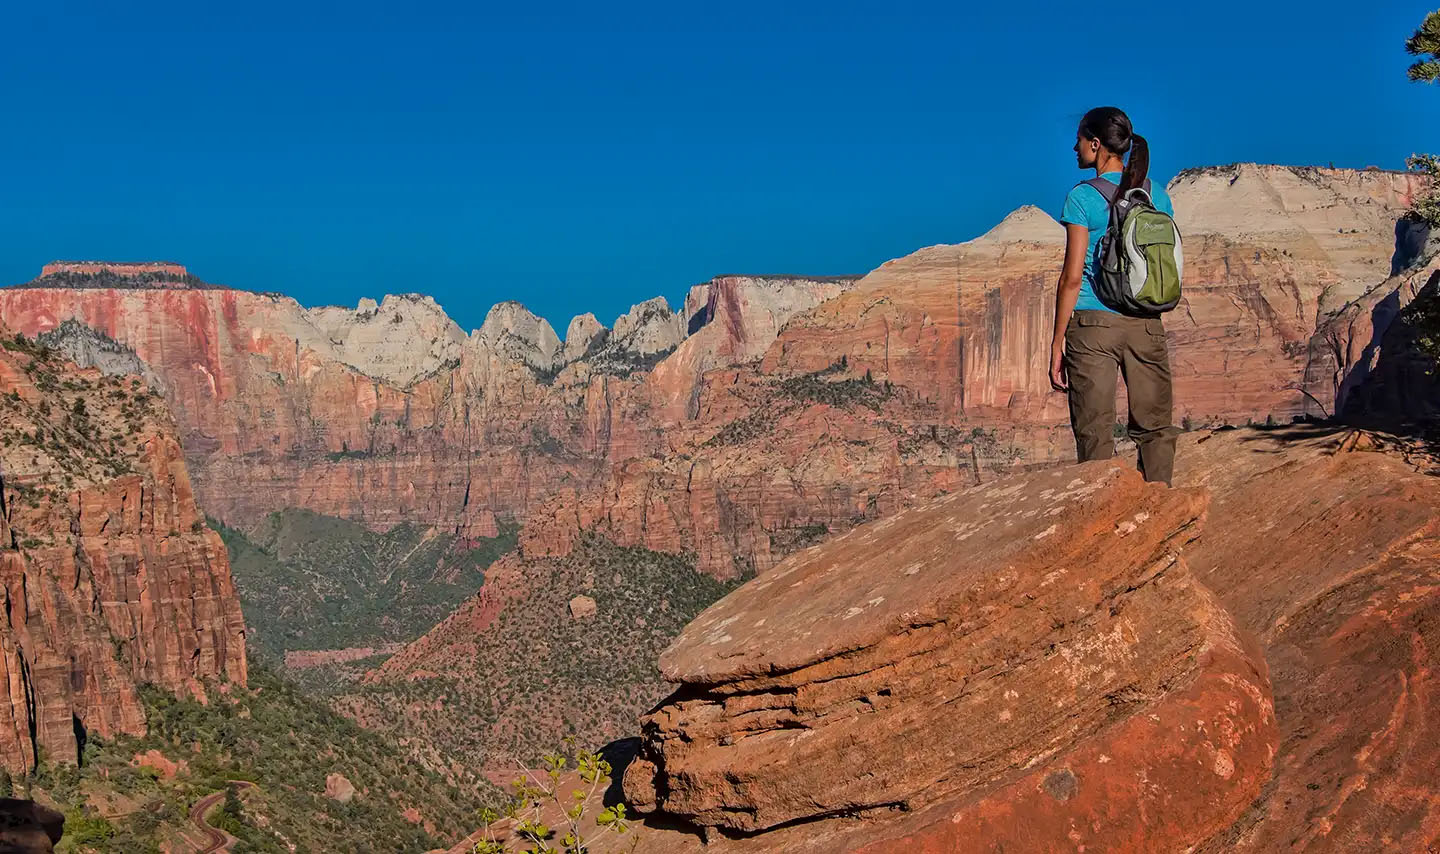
[0,165,1421,580]
[0,331,246,773]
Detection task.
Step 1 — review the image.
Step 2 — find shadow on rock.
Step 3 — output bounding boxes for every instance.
[0,800,63,854]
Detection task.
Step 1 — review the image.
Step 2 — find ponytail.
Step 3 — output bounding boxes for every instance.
[1078,106,1149,205]
[1116,133,1150,199]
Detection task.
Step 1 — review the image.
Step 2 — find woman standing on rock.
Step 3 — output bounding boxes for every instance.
[1049,106,1180,485]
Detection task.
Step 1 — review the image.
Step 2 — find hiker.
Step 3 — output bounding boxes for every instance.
[1049,106,1183,485]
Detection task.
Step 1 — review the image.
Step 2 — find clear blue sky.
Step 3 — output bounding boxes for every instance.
[3,1,1436,333]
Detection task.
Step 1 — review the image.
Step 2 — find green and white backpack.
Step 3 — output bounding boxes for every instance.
[1084,177,1184,316]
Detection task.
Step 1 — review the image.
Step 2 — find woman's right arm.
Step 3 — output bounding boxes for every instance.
[1049,223,1090,391]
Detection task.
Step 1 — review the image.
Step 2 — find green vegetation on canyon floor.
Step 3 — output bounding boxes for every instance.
[335,535,739,777]
[216,509,518,682]
[33,665,491,854]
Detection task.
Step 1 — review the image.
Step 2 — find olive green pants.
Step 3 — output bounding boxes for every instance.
[1063,310,1178,485]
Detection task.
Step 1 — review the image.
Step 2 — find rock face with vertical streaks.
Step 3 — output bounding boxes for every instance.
[0,164,1426,585]
[0,329,246,773]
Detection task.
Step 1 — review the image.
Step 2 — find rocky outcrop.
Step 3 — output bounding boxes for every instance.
[325,772,357,803]
[473,300,562,375]
[302,294,467,388]
[610,297,685,358]
[35,319,165,393]
[1303,221,1440,423]
[0,332,247,773]
[619,461,1275,850]
[567,594,597,620]
[449,426,1440,854]
[561,313,607,364]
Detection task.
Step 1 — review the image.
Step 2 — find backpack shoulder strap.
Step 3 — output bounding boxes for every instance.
[1083,177,1117,203]
[1083,176,1154,202]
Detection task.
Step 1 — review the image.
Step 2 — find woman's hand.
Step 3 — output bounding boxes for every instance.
[1049,344,1067,392]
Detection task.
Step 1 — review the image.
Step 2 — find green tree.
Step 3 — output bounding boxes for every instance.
[1408,10,1440,81]
[208,783,248,837]
[222,784,244,825]
[1408,11,1440,227]
[1404,11,1440,367]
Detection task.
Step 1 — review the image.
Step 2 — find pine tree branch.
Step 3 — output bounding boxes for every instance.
[1410,58,1440,83]
[1407,11,1440,60]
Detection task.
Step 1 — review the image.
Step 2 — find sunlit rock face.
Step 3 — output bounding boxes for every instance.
[0,330,247,774]
[0,165,1423,579]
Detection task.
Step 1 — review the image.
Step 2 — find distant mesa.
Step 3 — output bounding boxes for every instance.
[22,261,205,290]
[41,260,189,278]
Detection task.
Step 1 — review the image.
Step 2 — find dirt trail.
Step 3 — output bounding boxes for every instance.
[189,781,257,854]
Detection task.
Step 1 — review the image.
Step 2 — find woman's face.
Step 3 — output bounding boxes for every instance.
[1074,131,1100,169]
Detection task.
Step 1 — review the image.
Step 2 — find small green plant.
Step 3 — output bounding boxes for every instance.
[473,738,636,854]
[1399,279,1440,366]
[1408,154,1440,227]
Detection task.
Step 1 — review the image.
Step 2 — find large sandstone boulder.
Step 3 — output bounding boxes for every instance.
[1173,427,1440,852]
[622,462,1276,850]
[325,772,356,803]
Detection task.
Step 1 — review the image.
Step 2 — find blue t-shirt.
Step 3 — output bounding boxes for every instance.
[1060,171,1174,313]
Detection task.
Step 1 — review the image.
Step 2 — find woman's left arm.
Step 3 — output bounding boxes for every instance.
[1049,223,1090,391]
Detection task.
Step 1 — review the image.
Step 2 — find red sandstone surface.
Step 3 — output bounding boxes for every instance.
[452,426,1438,854]
[0,331,247,773]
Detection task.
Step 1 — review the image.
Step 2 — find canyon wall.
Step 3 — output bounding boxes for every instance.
[0,164,1424,578]
[0,331,247,773]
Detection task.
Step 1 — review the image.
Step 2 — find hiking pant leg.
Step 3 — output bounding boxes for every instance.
[1120,317,1177,485]
[1063,312,1121,464]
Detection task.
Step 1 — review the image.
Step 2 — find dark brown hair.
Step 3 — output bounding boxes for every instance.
[1079,106,1149,202]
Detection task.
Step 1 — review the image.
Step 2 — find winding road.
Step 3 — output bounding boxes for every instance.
[188,781,257,854]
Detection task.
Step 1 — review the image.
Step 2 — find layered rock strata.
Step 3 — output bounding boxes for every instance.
[0,165,1423,581]
[0,332,247,773]
[622,462,1276,848]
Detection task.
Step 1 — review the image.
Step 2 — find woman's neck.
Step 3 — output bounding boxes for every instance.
[1094,154,1125,176]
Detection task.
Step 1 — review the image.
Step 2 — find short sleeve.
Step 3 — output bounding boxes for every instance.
[1060,185,1091,226]
[1152,186,1175,217]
